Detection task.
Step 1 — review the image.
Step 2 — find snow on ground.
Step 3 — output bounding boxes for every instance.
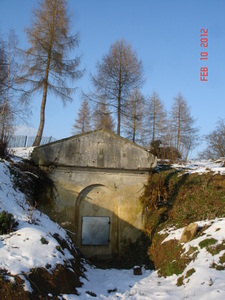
[8,147,34,160]
[171,159,225,175]
[0,154,75,292]
[1,148,225,298]
[65,218,225,300]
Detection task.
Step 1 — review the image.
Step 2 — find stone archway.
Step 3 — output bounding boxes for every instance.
[75,184,119,259]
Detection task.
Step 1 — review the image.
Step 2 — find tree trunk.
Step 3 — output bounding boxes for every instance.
[33,81,48,146]
[32,3,56,146]
[0,104,7,144]
[33,51,51,146]
[177,103,181,150]
[152,106,156,144]
[0,44,11,144]
[117,96,121,135]
[0,121,5,144]
[117,63,122,135]
[132,100,136,143]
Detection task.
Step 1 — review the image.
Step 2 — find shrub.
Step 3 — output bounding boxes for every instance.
[150,140,181,161]
[0,142,7,158]
[0,211,17,235]
[40,237,48,245]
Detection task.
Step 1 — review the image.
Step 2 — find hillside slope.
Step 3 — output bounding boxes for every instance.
[0,155,84,298]
[1,149,225,299]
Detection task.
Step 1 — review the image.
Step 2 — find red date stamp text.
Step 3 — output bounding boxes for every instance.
[200,28,208,81]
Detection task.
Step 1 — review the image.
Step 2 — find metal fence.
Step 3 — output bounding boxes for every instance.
[8,135,56,148]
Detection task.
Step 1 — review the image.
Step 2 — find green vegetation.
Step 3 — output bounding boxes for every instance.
[219,253,225,264]
[176,268,196,286]
[56,245,64,255]
[10,159,54,209]
[207,239,225,255]
[141,169,225,231]
[40,237,48,245]
[140,168,225,277]
[199,238,217,249]
[185,268,196,278]
[165,260,182,277]
[0,211,17,235]
[210,261,225,271]
[216,265,224,271]
[176,276,184,286]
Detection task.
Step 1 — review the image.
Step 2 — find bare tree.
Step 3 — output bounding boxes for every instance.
[0,30,18,143]
[0,39,7,103]
[92,39,144,135]
[92,97,115,131]
[0,31,23,147]
[169,93,198,159]
[145,91,167,146]
[72,98,92,134]
[0,35,15,154]
[199,119,225,159]
[18,0,83,146]
[123,89,146,144]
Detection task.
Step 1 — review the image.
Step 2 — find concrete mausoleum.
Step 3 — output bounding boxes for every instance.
[32,129,157,259]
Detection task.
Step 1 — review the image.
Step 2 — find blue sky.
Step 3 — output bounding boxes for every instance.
[1,0,225,157]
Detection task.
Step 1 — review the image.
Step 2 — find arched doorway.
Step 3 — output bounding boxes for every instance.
[75,184,118,259]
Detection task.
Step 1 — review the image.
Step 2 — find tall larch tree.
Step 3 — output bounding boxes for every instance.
[170,93,198,159]
[72,98,92,134]
[123,89,146,144]
[146,91,167,146]
[92,39,144,136]
[92,97,115,131]
[19,0,83,146]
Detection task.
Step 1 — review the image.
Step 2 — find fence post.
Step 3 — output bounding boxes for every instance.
[24,136,27,147]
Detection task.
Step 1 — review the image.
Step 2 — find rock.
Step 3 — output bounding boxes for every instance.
[178,223,198,244]
[133,266,142,275]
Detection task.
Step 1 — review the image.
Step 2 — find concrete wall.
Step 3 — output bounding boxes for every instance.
[43,167,149,258]
[33,130,157,259]
[32,130,157,170]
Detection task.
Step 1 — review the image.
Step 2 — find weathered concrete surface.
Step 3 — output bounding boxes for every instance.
[32,130,157,259]
[32,129,157,170]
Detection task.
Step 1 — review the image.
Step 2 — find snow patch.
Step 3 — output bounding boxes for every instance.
[1,150,225,298]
